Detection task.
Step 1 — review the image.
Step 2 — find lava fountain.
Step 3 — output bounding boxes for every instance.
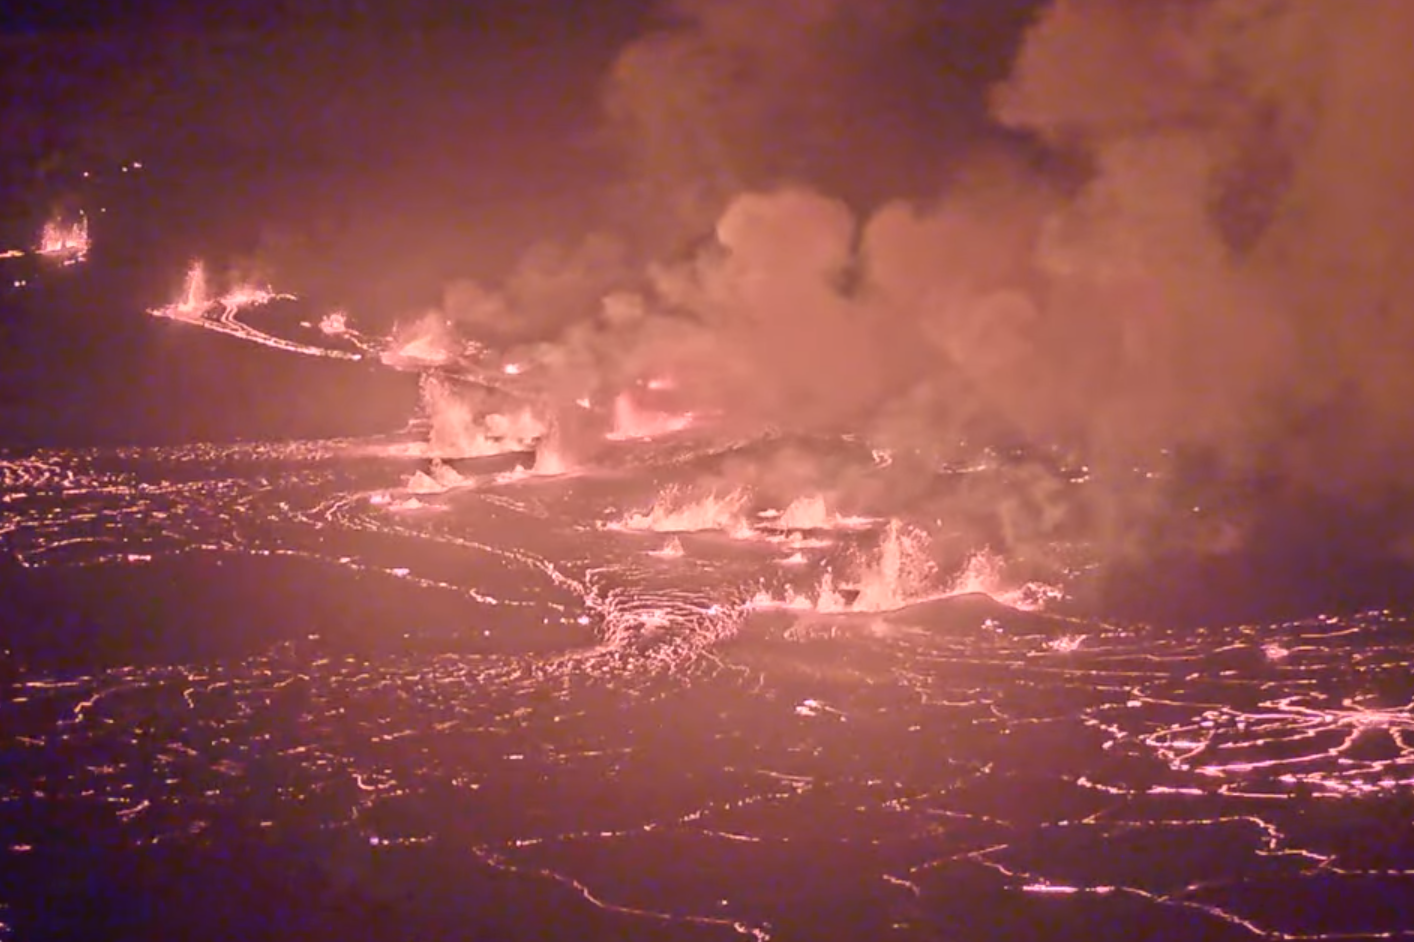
[37,214,90,265]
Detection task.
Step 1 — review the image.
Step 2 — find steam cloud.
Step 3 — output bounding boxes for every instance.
[599,0,1012,239]
[423,0,1414,611]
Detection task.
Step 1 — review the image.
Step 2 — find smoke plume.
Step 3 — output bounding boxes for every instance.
[599,0,1020,241]
[995,0,1414,480]
[424,0,1414,614]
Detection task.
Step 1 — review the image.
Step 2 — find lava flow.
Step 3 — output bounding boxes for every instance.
[147,260,361,360]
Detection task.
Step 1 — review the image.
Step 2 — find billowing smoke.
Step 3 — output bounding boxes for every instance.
[982,0,1414,595]
[599,0,1021,240]
[419,0,1414,613]
[992,0,1414,479]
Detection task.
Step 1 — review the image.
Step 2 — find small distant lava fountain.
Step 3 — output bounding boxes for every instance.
[406,459,471,495]
[615,487,753,537]
[750,522,1064,615]
[149,261,295,322]
[382,314,460,368]
[37,214,90,265]
[944,550,1065,612]
[419,375,547,459]
[159,261,211,320]
[319,311,349,335]
[758,494,874,532]
[606,392,694,441]
[648,537,686,559]
[217,284,292,317]
[145,260,355,360]
[532,430,571,476]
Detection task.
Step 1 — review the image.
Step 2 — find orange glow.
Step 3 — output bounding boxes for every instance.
[36,214,90,265]
[148,260,359,360]
[606,392,694,441]
[319,311,349,335]
[614,487,753,536]
[748,523,1062,614]
[147,260,298,322]
[216,284,292,316]
[381,314,463,368]
[154,261,212,321]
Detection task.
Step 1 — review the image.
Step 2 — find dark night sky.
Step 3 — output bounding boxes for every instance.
[0,0,656,34]
[0,0,1047,319]
[0,2,651,282]
[0,0,1038,449]
[0,0,1040,165]
[0,3,648,153]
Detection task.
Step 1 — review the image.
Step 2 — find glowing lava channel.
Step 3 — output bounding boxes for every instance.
[148,261,361,360]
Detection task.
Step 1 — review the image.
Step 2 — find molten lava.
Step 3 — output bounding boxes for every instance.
[606,392,694,441]
[147,260,358,361]
[37,215,89,265]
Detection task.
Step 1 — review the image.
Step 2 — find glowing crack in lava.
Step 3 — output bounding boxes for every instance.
[147,260,361,360]
[1142,695,1414,797]
[23,145,1414,942]
[5,434,1414,942]
[13,5,1414,938]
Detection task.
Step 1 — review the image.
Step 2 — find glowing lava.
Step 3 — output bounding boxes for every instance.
[647,537,686,559]
[750,523,1062,614]
[319,311,348,335]
[758,494,875,532]
[382,314,464,368]
[148,261,360,361]
[37,214,90,265]
[616,488,753,536]
[419,375,547,459]
[606,392,694,441]
[944,549,1066,612]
